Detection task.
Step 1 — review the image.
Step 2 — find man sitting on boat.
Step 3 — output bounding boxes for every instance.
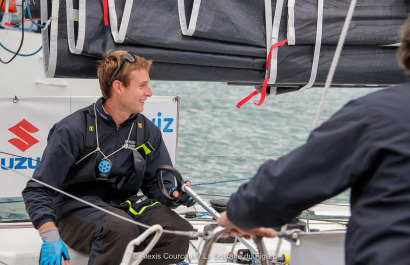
[22,51,195,265]
[218,15,410,265]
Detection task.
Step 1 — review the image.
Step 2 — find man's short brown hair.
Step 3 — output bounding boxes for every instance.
[97,51,152,98]
[398,15,410,79]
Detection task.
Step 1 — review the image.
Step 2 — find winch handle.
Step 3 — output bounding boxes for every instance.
[156,165,184,202]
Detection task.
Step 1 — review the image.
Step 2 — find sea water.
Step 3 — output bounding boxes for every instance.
[0,82,382,218]
[151,81,382,204]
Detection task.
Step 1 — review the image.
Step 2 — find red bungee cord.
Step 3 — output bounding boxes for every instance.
[237,39,288,108]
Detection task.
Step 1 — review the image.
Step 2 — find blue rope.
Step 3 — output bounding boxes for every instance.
[250,251,257,265]
[191,177,251,187]
[0,200,24,204]
[7,0,44,28]
[0,217,26,220]
[196,212,210,217]
[7,0,21,7]
[0,42,42,56]
[25,0,44,28]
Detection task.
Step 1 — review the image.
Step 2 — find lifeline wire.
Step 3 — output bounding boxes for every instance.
[1,150,252,187]
[305,0,357,232]
[0,151,39,161]
[191,178,251,187]
[311,0,358,129]
[0,200,24,204]
[2,164,196,238]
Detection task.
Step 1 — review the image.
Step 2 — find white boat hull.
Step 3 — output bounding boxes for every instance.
[0,204,348,265]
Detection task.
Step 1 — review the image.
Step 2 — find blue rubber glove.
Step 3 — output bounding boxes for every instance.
[39,231,70,265]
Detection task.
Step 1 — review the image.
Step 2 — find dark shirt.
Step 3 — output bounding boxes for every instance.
[227,82,410,265]
[22,98,174,229]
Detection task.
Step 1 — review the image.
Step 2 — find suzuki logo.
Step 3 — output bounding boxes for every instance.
[8,119,39,152]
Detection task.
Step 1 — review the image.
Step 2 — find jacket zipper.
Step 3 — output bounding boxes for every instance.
[113,126,120,174]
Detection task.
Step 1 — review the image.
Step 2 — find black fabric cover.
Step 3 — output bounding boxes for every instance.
[40,0,409,89]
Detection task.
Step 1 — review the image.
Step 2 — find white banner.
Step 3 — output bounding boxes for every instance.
[0,96,179,198]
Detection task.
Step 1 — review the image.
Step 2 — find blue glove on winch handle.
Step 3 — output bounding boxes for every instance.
[171,184,196,207]
[39,228,70,265]
[156,165,196,207]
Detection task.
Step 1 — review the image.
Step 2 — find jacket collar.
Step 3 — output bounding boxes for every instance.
[95,97,138,126]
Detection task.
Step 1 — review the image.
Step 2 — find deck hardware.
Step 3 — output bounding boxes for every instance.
[156,165,259,254]
[120,224,163,265]
[198,224,230,265]
[277,229,303,247]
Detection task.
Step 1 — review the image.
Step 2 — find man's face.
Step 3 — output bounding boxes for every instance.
[121,68,152,114]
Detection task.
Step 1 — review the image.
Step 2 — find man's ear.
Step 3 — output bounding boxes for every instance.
[112,80,123,95]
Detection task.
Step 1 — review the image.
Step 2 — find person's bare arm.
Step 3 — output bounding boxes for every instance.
[218,211,276,238]
[38,221,57,233]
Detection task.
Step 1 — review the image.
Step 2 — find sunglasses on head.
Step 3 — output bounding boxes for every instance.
[107,52,136,86]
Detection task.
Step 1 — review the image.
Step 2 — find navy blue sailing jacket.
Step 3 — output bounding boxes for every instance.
[227,82,410,265]
[22,98,175,229]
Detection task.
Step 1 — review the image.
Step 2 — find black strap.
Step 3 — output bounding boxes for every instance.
[135,114,145,147]
[83,110,96,150]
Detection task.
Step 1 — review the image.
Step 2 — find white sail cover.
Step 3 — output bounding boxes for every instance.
[39,0,409,93]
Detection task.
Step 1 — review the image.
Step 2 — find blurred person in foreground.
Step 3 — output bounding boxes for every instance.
[218,15,410,265]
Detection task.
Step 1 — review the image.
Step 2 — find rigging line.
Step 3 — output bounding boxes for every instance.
[1,163,196,238]
[0,217,28,220]
[6,0,20,7]
[191,178,252,187]
[0,200,24,204]
[196,193,231,198]
[4,18,39,27]
[4,0,43,28]
[180,97,349,103]
[0,151,40,162]
[0,42,42,56]
[0,0,25,64]
[176,153,280,159]
[320,202,350,207]
[7,0,44,26]
[312,0,358,129]
[0,151,259,186]
[24,0,44,28]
